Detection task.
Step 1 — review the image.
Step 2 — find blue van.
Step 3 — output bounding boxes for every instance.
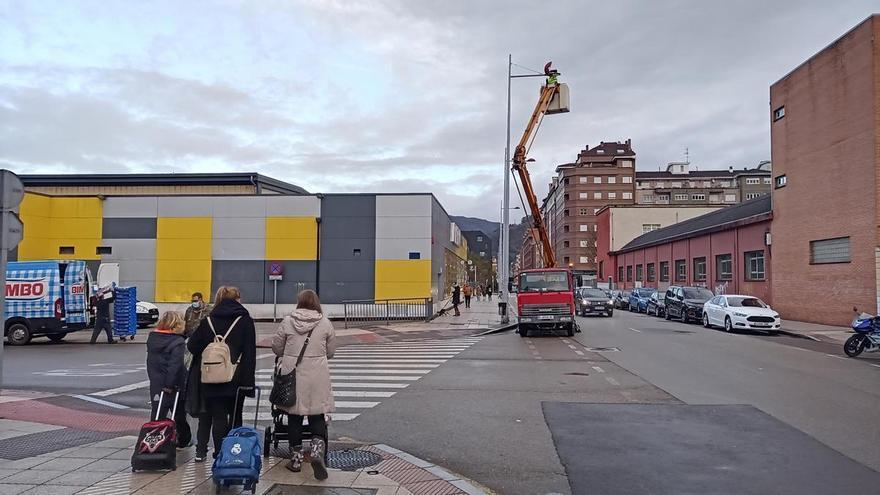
[4,260,93,345]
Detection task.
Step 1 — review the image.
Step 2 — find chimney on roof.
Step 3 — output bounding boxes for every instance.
[729,166,733,173]
[625,138,631,147]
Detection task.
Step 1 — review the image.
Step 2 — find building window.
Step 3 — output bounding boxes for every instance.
[773,106,785,121]
[409,252,421,259]
[564,193,570,201]
[564,178,570,185]
[715,254,732,280]
[693,257,706,281]
[636,264,643,281]
[620,160,633,168]
[775,175,787,188]
[564,256,571,265]
[622,176,633,184]
[580,224,589,232]
[626,265,633,282]
[563,241,570,248]
[593,177,602,184]
[810,237,851,264]
[580,176,588,183]
[746,178,761,185]
[564,225,570,233]
[622,192,633,200]
[744,250,765,280]
[710,194,720,203]
[660,261,670,282]
[96,246,112,255]
[745,192,762,200]
[578,208,589,216]
[476,236,483,242]
[657,194,670,204]
[593,192,602,199]
[580,256,590,264]
[599,261,604,279]
[579,192,589,199]
[675,259,686,281]
[642,194,654,203]
[691,193,706,201]
[353,248,362,257]
[579,240,589,248]
[642,224,661,233]
[763,177,771,185]
[647,263,656,282]
[724,194,736,202]
[564,209,570,216]
[608,177,617,184]
[608,192,617,199]
[674,194,689,201]
[479,251,486,257]
[618,266,625,282]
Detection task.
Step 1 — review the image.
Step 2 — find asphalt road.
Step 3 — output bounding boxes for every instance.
[575,309,880,472]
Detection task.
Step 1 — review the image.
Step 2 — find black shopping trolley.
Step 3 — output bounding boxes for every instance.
[262,357,323,458]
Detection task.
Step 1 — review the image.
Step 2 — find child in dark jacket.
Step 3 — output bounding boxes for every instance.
[146,311,192,445]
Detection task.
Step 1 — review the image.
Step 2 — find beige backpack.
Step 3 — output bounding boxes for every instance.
[200,316,242,384]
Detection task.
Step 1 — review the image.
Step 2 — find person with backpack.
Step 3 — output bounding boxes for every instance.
[271,289,336,480]
[452,284,461,316]
[186,286,256,463]
[145,311,193,447]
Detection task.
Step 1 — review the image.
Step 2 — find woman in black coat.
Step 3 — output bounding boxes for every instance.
[186,286,256,462]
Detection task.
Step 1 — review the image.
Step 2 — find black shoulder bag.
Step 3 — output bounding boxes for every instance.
[270,328,314,407]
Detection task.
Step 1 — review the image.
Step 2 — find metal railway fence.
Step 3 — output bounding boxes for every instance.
[342,298,433,328]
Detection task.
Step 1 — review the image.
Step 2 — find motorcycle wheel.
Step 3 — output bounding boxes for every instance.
[844,334,867,357]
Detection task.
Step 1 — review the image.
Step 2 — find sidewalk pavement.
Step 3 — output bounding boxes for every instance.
[429,295,517,333]
[779,319,853,344]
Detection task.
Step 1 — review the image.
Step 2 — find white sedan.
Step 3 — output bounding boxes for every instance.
[702,295,781,334]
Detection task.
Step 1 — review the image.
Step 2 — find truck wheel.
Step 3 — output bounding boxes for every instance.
[566,324,575,337]
[7,323,32,346]
[518,325,528,338]
[48,334,66,343]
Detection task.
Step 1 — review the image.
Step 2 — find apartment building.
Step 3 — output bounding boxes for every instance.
[541,140,636,275]
[635,161,772,205]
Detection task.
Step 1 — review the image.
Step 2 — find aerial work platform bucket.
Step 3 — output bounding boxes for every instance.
[546,83,570,114]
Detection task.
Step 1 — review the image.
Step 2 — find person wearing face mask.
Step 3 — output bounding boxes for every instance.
[184,292,213,338]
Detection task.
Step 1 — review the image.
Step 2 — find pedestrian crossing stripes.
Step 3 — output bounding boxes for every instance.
[244,337,482,423]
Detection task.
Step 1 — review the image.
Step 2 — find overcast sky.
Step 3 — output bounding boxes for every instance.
[1,1,876,220]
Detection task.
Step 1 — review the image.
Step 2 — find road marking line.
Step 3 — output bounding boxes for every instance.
[330,413,360,421]
[825,354,847,360]
[71,394,129,410]
[574,350,585,356]
[328,382,410,388]
[329,364,437,369]
[332,375,422,381]
[562,339,572,344]
[330,369,431,374]
[629,328,642,333]
[334,353,458,357]
[335,401,380,408]
[90,380,151,397]
[330,359,448,364]
[567,345,577,350]
[870,364,880,368]
[592,366,605,373]
[605,377,621,386]
[257,353,274,360]
[332,391,396,398]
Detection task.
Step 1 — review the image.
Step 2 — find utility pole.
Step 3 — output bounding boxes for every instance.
[500,54,513,323]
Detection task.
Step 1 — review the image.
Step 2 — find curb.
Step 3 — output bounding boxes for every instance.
[472,323,518,336]
[373,444,491,495]
[777,329,822,342]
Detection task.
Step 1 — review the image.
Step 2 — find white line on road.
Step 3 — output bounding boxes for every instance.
[257,353,275,360]
[871,364,880,368]
[574,350,585,356]
[90,380,151,397]
[329,359,447,364]
[567,345,577,350]
[333,391,396,398]
[629,328,642,333]
[562,339,572,344]
[331,375,422,381]
[330,382,410,388]
[329,369,431,375]
[605,377,621,386]
[335,401,380,408]
[592,366,605,373]
[825,354,847,360]
[329,364,438,369]
[71,394,129,410]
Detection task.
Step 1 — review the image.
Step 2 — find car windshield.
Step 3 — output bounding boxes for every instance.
[727,297,767,308]
[635,289,654,297]
[519,272,570,292]
[683,288,714,299]
[582,289,607,298]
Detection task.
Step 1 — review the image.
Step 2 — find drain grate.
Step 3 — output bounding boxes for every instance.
[586,347,620,352]
[327,449,383,471]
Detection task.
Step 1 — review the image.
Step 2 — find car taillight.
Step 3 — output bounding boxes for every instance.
[54,298,63,319]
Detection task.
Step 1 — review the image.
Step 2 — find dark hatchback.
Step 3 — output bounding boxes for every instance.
[612,290,631,310]
[664,286,714,323]
[647,291,666,317]
[576,288,614,317]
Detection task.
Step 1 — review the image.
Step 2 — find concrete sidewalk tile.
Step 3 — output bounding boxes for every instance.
[77,471,162,494]
[262,462,307,483]
[21,485,82,495]
[36,446,80,458]
[57,447,121,460]
[449,479,486,495]
[31,456,96,473]
[425,466,459,482]
[0,483,35,494]
[88,437,137,449]
[101,449,134,460]
[44,470,115,486]
[0,457,51,470]
[396,488,414,495]
[301,468,359,487]
[373,444,403,455]
[80,458,133,473]
[394,452,433,469]
[2,469,67,484]
[403,479,463,495]
[352,472,398,488]
[0,468,20,480]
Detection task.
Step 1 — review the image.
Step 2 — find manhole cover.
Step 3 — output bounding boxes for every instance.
[327,449,383,471]
[586,347,620,352]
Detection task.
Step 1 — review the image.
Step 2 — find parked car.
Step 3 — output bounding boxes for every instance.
[628,288,655,313]
[703,295,780,334]
[613,290,631,310]
[576,288,614,317]
[647,291,666,317]
[136,301,160,328]
[664,286,714,323]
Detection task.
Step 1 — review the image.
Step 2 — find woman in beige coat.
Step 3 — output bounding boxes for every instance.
[271,290,336,479]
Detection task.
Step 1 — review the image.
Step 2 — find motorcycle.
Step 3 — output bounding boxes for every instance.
[844,311,880,357]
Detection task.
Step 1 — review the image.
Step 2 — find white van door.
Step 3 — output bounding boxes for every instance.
[96,263,120,290]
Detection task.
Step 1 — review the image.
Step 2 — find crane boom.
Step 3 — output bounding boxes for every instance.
[511,80,564,268]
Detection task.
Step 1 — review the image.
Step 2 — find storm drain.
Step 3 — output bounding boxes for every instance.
[586,347,620,352]
[327,449,383,471]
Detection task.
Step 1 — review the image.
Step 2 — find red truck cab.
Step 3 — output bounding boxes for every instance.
[516,268,576,337]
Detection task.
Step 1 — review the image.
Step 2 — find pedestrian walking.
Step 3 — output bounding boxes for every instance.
[146,311,192,446]
[90,286,116,344]
[184,292,213,337]
[475,285,482,301]
[186,286,256,463]
[272,290,336,480]
[487,285,493,301]
[452,284,461,316]
[463,284,472,309]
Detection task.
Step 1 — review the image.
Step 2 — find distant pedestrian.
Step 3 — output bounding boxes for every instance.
[487,286,492,301]
[90,286,115,344]
[184,292,213,337]
[272,290,335,479]
[474,285,482,301]
[146,311,192,446]
[186,286,256,463]
[463,284,472,309]
[452,284,461,317]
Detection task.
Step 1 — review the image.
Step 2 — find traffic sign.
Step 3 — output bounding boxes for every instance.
[2,211,22,250]
[268,262,284,277]
[0,170,24,210]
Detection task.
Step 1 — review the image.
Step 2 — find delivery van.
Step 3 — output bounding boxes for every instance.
[4,260,94,345]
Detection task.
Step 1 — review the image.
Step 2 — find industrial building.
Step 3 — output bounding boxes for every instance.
[14,174,468,317]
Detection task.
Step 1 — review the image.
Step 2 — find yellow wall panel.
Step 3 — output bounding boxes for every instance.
[18,194,102,261]
[375,260,432,299]
[155,217,212,302]
[20,193,51,217]
[265,217,317,260]
[155,281,212,304]
[156,237,213,261]
[157,217,213,239]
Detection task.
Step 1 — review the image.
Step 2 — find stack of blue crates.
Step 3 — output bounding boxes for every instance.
[113,286,138,339]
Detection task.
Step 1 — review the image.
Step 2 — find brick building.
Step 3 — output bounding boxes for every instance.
[769,14,880,325]
[635,161,772,206]
[541,140,636,275]
[519,227,543,271]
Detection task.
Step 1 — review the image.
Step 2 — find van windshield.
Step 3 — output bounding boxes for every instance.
[520,272,570,292]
